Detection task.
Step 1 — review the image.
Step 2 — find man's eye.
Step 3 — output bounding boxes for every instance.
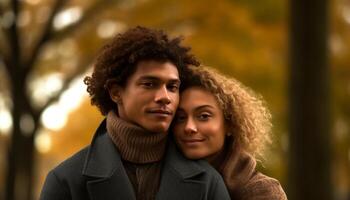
[142,82,154,87]
[168,84,179,92]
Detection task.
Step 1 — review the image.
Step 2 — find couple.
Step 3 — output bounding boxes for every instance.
[40,26,287,200]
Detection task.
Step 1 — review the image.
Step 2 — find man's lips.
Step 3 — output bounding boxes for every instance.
[146,108,173,115]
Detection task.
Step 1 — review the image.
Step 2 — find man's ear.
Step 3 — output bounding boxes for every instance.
[107,83,123,104]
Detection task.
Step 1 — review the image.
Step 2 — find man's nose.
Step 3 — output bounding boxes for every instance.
[154,85,171,105]
[184,118,197,134]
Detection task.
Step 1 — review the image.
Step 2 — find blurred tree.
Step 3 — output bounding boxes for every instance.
[0,0,116,200]
[288,0,333,199]
[331,0,350,198]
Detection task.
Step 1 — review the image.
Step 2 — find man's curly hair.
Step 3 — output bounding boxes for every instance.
[180,66,272,159]
[84,26,200,115]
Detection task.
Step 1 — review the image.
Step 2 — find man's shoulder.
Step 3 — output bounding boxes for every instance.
[196,159,223,182]
[40,146,91,200]
[164,143,222,181]
[50,146,90,179]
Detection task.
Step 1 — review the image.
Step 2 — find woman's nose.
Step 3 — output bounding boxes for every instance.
[184,118,197,134]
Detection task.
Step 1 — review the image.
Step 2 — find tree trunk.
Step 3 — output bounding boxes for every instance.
[2,0,113,199]
[5,71,36,200]
[6,130,35,200]
[288,0,333,199]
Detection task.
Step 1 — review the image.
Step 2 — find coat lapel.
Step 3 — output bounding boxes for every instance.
[82,121,209,200]
[156,142,207,200]
[85,168,136,200]
[82,120,136,200]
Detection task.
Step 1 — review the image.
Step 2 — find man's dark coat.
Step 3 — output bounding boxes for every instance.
[40,120,230,200]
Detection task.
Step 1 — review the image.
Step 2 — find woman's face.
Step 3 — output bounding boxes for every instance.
[173,87,227,160]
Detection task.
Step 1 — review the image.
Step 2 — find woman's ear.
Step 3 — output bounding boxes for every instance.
[224,123,233,137]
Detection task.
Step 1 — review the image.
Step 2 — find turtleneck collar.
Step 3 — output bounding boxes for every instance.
[106,111,168,164]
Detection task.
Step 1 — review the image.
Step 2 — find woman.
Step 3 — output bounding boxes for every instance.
[173,66,287,200]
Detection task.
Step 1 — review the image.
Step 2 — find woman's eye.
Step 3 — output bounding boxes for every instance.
[175,115,186,123]
[198,113,211,121]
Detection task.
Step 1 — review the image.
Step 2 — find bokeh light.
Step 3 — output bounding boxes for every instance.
[35,130,52,154]
[97,20,127,38]
[0,109,12,135]
[53,7,82,30]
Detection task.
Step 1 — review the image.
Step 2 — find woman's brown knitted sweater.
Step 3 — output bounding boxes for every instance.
[106,111,167,200]
[211,140,288,200]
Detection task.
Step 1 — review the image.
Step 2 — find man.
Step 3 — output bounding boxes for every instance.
[40,26,230,200]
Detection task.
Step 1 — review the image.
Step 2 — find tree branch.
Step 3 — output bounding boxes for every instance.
[0,55,10,94]
[23,0,68,76]
[6,0,21,77]
[10,0,19,15]
[50,0,115,43]
[23,0,116,77]
[0,27,12,75]
[0,52,11,75]
[0,3,11,66]
[0,3,5,16]
[34,62,92,124]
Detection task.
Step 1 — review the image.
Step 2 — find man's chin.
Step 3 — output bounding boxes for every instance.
[145,124,170,134]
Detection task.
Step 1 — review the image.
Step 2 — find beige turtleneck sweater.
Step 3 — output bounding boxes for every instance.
[106,111,167,200]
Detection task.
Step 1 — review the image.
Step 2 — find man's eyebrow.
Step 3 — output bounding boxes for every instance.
[138,76,159,81]
[168,79,181,84]
[138,75,180,83]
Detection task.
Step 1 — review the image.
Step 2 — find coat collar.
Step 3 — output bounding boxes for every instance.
[82,119,207,180]
[82,119,121,178]
[81,119,209,200]
[162,141,206,179]
[82,119,136,199]
[156,142,208,200]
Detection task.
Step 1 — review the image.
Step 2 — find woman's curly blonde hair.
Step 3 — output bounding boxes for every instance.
[182,66,273,159]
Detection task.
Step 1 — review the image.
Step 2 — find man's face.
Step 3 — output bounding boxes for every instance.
[109,60,180,133]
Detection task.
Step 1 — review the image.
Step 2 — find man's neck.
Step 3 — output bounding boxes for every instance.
[106,111,168,163]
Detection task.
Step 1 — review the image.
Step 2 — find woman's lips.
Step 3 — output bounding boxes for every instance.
[181,139,205,145]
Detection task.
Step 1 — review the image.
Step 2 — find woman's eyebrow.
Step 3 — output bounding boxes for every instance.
[195,105,215,110]
[177,105,214,112]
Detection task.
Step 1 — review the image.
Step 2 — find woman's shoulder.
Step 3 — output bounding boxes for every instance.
[240,171,287,200]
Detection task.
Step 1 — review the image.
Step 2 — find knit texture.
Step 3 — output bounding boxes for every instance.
[106,111,167,200]
[212,139,288,200]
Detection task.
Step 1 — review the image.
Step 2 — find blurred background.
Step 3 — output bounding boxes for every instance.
[0,0,349,199]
